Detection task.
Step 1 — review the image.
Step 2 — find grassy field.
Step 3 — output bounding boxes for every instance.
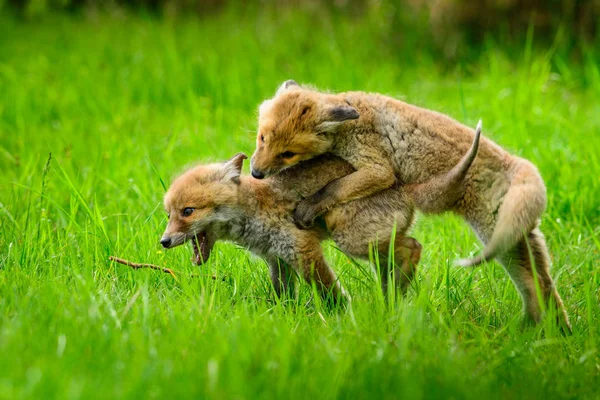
[1,7,599,399]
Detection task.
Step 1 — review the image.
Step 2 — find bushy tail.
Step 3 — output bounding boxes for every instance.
[408,120,482,213]
[455,160,547,267]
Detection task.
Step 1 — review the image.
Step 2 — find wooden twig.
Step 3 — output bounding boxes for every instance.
[109,256,178,278]
[109,256,225,281]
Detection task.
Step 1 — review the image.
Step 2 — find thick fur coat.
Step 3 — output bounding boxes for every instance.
[250,80,570,330]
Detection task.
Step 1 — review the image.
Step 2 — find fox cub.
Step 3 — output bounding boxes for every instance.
[160,133,478,303]
[160,153,418,303]
[250,80,570,330]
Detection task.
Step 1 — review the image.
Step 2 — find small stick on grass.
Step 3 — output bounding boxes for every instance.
[109,256,224,280]
[109,256,178,278]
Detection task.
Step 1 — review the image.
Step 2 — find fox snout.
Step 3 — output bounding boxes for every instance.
[250,153,275,180]
[160,237,171,248]
[251,169,265,179]
[250,158,267,179]
[159,231,186,249]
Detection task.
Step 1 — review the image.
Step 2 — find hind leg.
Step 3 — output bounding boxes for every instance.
[325,185,418,298]
[457,160,548,267]
[497,228,571,331]
[333,227,421,298]
[375,235,422,297]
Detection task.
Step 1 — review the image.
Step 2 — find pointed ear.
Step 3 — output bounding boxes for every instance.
[223,153,248,184]
[275,79,299,96]
[316,104,360,133]
[328,105,359,122]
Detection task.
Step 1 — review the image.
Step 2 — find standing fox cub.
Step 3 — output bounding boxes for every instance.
[250,80,570,330]
[160,132,479,303]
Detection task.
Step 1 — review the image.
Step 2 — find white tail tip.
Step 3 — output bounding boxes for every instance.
[453,254,487,268]
[454,258,475,268]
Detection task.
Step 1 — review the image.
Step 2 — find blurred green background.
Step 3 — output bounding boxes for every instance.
[4,0,600,58]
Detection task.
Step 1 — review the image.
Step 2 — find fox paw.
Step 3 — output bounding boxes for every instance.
[294,201,320,229]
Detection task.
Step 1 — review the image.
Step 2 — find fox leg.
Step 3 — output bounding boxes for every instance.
[333,229,421,298]
[497,228,571,332]
[375,235,422,297]
[324,186,417,299]
[292,237,349,305]
[267,257,296,299]
[456,161,547,267]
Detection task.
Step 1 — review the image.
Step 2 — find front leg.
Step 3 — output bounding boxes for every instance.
[294,165,395,229]
[291,237,350,307]
[267,257,296,299]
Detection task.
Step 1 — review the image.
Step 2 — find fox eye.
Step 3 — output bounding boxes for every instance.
[280,151,296,160]
[260,134,265,143]
[182,208,194,217]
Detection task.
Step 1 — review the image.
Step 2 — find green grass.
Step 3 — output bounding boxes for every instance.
[1,7,599,400]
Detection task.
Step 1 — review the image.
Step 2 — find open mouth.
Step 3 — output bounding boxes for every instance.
[191,231,213,265]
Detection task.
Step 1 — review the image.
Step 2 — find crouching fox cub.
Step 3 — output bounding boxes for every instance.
[160,134,478,303]
[160,153,416,303]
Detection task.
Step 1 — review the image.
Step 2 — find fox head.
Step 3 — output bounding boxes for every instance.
[160,153,247,265]
[250,80,359,179]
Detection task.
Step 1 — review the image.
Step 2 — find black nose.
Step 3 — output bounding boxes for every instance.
[251,169,265,179]
[160,238,171,248]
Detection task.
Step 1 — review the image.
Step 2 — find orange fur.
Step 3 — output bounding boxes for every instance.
[161,153,421,303]
[250,81,571,331]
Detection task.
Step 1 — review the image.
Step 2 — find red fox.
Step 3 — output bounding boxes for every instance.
[160,140,478,303]
[161,153,414,303]
[249,80,570,330]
